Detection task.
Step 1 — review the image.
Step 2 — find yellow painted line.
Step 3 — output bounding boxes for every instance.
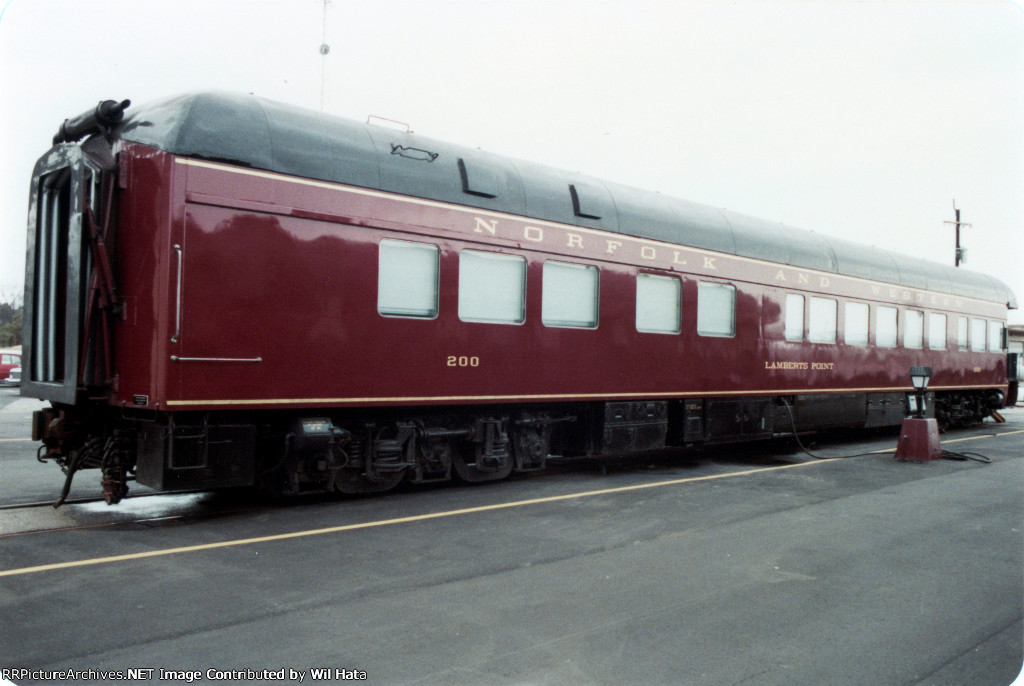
[942,428,1024,445]
[3,425,1017,577]
[867,427,1024,453]
[0,459,833,578]
[0,438,32,442]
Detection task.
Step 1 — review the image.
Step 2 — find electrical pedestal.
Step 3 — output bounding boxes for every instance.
[894,417,942,462]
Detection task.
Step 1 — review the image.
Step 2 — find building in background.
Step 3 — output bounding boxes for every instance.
[1009,325,1024,406]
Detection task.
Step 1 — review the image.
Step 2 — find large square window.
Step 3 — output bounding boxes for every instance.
[636,274,680,334]
[378,239,439,317]
[697,282,735,337]
[458,250,526,324]
[543,261,599,328]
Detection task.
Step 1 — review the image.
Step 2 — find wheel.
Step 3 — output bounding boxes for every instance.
[452,444,513,482]
[333,468,406,494]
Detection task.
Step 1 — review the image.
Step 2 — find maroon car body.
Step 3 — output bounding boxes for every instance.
[22,93,1017,503]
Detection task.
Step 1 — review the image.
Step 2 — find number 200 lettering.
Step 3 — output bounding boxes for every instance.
[447,356,480,367]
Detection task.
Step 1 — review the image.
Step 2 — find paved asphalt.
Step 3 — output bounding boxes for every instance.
[1,388,1022,686]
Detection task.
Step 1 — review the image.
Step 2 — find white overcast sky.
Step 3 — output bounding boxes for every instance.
[1,0,1022,323]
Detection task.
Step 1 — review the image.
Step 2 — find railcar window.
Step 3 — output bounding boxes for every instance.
[970,318,986,352]
[957,317,968,351]
[378,239,440,318]
[636,273,681,334]
[458,250,527,324]
[697,282,736,337]
[845,302,869,345]
[904,310,924,349]
[542,261,599,328]
[876,306,898,348]
[927,313,947,350]
[808,297,837,344]
[989,321,1004,352]
[785,294,804,342]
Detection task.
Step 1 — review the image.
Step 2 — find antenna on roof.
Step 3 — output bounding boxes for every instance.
[367,115,412,133]
[943,200,971,267]
[319,0,331,112]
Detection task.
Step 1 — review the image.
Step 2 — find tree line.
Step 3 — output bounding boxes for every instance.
[0,290,23,348]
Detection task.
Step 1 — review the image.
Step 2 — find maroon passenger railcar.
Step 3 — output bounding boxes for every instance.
[22,93,1017,503]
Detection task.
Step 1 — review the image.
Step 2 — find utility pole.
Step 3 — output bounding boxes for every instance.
[943,200,971,267]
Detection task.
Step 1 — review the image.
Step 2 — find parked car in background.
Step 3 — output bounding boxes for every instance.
[0,351,21,384]
[2,366,20,387]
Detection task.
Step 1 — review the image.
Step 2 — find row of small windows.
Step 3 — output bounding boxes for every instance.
[785,293,1005,352]
[377,239,737,336]
[377,239,1005,350]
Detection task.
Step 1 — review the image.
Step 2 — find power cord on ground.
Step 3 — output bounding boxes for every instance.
[777,397,992,464]
[939,450,991,463]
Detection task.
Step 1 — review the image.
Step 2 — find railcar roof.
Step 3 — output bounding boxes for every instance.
[117,92,1017,309]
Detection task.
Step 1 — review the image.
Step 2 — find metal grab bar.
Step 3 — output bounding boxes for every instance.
[171,244,182,343]
[170,356,262,363]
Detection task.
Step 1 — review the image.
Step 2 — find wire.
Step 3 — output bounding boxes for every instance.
[777,397,892,460]
[940,450,992,464]
[776,397,992,464]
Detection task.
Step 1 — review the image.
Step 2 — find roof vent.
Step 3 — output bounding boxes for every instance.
[569,183,602,220]
[458,158,498,198]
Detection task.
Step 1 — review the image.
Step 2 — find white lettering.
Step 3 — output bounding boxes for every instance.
[775,270,786,281]
[474,217,497,235]
[524,226,543,242]
[703,256,717,270]
[567,233,584,249]
[672,251,687,265]
[606,240,622,254]
[640,245,657,260]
